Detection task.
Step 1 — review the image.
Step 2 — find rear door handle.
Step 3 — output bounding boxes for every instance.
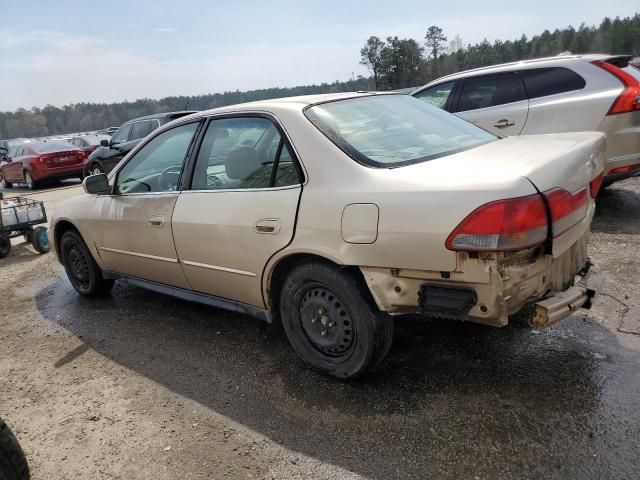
[254,219,281,235]
[494,119,516,129]
[148,215,165,227]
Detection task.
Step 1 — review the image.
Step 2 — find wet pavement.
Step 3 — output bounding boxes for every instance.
[2,176,640,479]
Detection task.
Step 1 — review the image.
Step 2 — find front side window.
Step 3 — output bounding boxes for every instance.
[457,72,526,112]
[414,81,455,110]
[305,95,496,168]
[520,67,586,99]
[111,124,132,145]
[191,117,301,190]
[130,120,156,141]
[115,122,198,194]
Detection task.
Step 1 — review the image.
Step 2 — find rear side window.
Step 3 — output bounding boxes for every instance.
[457,72,526,112]
[520,68,586,98]
[414,81,455,110]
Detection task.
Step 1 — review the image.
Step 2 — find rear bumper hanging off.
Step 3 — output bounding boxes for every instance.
[530,263,603,328]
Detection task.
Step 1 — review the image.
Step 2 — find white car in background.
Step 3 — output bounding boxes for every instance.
[413,54,640,186]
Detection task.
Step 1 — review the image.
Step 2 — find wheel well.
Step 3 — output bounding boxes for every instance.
[53,220,79,258]
[267,253,366,313]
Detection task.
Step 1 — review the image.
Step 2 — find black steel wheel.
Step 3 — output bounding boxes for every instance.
[0,237,11,258]
[60,229,114,296]
[22,228,33,244]
[280,261,393,379]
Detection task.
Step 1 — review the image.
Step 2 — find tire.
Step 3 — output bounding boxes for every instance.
[0,174,11,189]
[0,417,30,480]
[279,261,394,379]
[90,163,104,176]
[23,171,35,190]
[60,229,114,296]
[0,237,10,258]
[31,226,49,254]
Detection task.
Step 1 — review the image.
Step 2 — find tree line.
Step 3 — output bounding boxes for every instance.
[2,13,639,139]
[360,13,640,90]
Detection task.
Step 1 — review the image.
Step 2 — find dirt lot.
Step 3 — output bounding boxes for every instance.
[1,178,640,479]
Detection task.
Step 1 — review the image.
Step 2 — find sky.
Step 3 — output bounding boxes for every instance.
[0,0,638,111]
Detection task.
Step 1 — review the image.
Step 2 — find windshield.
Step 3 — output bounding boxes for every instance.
[305,94,496,167]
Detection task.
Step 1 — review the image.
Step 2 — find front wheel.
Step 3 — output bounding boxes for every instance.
[0,174,12,189]
[279,262,393,379]
[89,163,104,176]
[0,237,11,258]
[60,229,114,296]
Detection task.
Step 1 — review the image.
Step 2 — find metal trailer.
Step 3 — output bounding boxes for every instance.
[0,193,50,258]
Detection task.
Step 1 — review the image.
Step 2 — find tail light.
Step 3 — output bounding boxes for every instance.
[446,194,548,251]
[589,173,604,198]
[592,60,640,115]
[545,187,588,237]
[608,163,640,175]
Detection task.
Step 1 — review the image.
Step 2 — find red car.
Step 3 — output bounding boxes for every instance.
[0,141,87,190]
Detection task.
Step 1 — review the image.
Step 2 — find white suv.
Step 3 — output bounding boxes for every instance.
[413,54,640,186]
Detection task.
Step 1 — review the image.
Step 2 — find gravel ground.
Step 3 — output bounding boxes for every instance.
[1,177,639,479]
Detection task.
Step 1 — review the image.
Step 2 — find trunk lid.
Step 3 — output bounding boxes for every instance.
[446,132,605,257]
[42,149,85,168]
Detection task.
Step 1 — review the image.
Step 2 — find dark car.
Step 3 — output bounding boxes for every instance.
[0,138,31,162]
[70,134,111,156]
[85,111,196,176]
[0,141,86,189]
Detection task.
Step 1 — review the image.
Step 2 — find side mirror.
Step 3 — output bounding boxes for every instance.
[83,173,110,194]
[100,139,109,147]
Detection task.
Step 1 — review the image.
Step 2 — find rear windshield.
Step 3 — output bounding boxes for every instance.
[31,142,75,153]
[305,95,496,167]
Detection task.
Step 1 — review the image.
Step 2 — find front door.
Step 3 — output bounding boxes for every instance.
[454,72,529,137]
[91,121,200,288]
[172,115,303,307]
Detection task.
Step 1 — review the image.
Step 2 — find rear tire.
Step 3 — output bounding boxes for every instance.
[279,261,393,379]
[22,228,33,244]
[0,237,10,258]
[0,417,30,480]
[31,226,49,254]
[23,171,35,190]
[60,229,114,296]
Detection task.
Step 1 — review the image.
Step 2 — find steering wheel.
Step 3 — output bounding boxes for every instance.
[158,165,182,191]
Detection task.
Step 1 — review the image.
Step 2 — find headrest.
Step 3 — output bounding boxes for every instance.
[225,147,261,180]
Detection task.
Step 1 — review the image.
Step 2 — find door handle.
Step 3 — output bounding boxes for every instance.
[148,215,165,227]
[254,219,281,235]
[493,119,516,129]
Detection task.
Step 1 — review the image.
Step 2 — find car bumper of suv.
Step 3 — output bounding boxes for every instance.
[360,233,599,327]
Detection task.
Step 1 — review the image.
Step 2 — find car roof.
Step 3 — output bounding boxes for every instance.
[122,111,198,126]
[184,92,390,119]
[417,53,621,88]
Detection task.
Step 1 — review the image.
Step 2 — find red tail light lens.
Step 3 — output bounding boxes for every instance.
[545,187,588,237]
[589,173,604,198]
[608,163,640,175]
[592,60,640,115]
[446,194,548,251]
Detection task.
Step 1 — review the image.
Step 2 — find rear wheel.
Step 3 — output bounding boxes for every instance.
[60,230,114,296]
[0,417,29,480]
[279,261,393,379]
[22,228,33,244]
[0,237,11,258]
[23,171,35,190]
[31,226,49,254]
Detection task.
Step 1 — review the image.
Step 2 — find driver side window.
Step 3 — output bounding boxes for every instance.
[115,122,198,194]
[111,124,131,145]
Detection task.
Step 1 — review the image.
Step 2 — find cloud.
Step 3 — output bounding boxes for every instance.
[0,29,366,111]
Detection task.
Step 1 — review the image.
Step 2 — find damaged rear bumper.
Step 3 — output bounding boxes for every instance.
[530,263,603,328]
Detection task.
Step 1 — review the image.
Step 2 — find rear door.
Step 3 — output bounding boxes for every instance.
[453,72,529,136]
[172,115,303,308]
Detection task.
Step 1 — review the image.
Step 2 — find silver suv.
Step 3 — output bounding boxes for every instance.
[413,54,640,186]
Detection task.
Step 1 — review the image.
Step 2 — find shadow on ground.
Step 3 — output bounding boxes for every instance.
[35,277,640,479]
